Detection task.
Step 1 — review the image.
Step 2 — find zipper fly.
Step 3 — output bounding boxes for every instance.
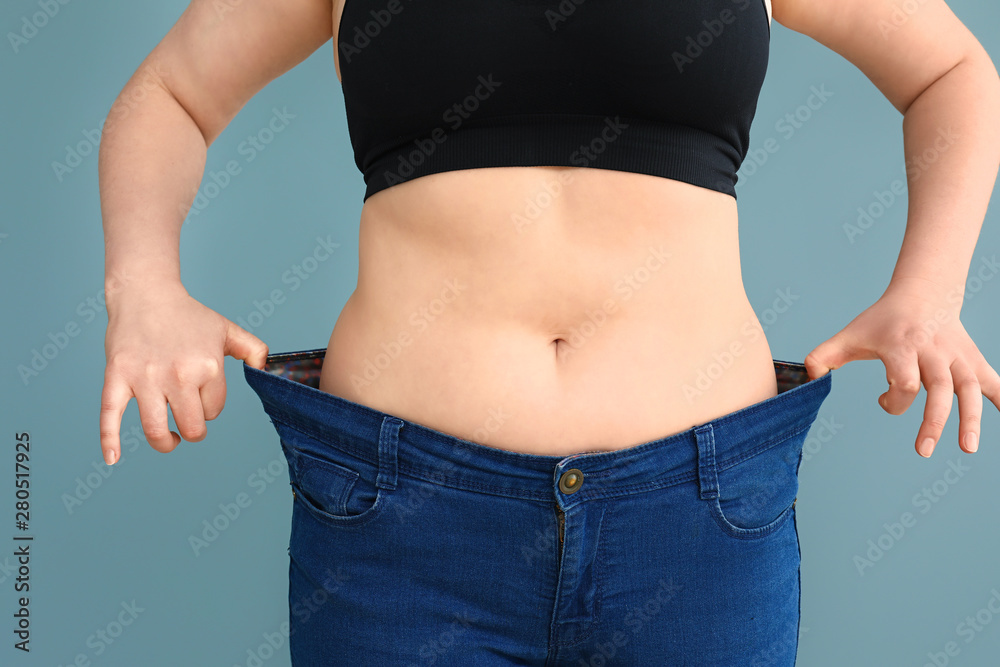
[556,505,565,548]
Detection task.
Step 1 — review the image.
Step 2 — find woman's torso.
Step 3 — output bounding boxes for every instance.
[317,1,778,457]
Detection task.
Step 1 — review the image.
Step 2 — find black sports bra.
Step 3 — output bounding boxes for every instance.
[337,0,771,202]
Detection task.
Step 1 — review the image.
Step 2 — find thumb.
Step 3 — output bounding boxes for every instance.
[804,329,862,380]
[223,319,269,369]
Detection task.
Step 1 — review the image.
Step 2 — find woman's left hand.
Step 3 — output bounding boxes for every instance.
[803,277,1000,458]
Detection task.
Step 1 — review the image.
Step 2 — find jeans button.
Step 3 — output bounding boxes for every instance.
[559,468,584,494]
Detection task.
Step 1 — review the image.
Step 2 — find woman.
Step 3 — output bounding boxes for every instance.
[98,0,1000,664]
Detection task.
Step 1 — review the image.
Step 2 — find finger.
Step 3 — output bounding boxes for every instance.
[951,359,982,454]
[201,368,227,422]
[166,385,208,443]
[878,347,921,415]
[135,390,182,453]
[972,352,1000,416]
[914,355,954,458]
[804,330,867,380]
[224,319,269,369]
[100,375,133,465]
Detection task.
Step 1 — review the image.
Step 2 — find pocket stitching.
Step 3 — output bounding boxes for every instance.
[708,496,795,540]
[707,427,805,540]
[291,476,389,528]
[281,439,389,528]
[297,453,360,517]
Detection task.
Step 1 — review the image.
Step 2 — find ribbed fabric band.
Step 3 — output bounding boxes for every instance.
[360,113,742,202]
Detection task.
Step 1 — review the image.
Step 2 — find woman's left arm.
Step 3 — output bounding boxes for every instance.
[772,0,1000,457]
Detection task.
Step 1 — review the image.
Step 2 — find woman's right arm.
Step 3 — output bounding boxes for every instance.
[98,0,334,465]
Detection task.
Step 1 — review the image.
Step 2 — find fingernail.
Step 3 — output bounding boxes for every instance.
[104,449,117,466]
[919,437,935,457]
[965,432,978,453]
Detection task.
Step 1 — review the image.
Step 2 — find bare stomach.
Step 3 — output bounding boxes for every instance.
[318,166,778,456]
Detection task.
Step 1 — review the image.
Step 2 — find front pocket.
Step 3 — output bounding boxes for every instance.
[275,420,388,527]
[295,449,364,516]
[708,426,807,540]
[285,443,387,526]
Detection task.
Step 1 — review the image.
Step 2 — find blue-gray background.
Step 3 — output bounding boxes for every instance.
[2,1,999,665]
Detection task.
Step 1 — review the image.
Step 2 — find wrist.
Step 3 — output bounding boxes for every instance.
[883,274,966,311]
[104,268,187,311]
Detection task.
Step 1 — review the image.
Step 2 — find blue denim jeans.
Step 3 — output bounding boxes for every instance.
[244,348,833,666]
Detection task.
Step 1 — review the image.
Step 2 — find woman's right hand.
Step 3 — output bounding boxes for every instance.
[100,281,268,465]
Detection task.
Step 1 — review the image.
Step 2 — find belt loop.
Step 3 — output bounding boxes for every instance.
[694,424,719,500]
[377,416,401,490]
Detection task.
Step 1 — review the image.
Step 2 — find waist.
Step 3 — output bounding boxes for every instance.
[245,352,830,502]
[321,168,777,455]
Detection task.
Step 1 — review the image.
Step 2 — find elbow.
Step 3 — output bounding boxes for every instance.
[963,45,1000,106]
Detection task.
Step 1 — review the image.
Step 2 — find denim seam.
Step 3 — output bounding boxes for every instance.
[275,420,392,527]
[273,414,562,501]
[267,410,377,464]
[268,411,811,506]
[272,413,696,502]
[552,506,606,648]
[708,497,796,540]
[560,471,700,508]
[715,420,813,473]
[293,448,360,516]
[291,481,389,528]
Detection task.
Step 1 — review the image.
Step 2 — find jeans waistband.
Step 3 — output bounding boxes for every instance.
[243,349,833,504]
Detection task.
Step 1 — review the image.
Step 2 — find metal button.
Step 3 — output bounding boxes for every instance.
[559,468,584,494]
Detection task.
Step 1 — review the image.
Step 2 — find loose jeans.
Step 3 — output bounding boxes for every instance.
[244,348,833,666]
